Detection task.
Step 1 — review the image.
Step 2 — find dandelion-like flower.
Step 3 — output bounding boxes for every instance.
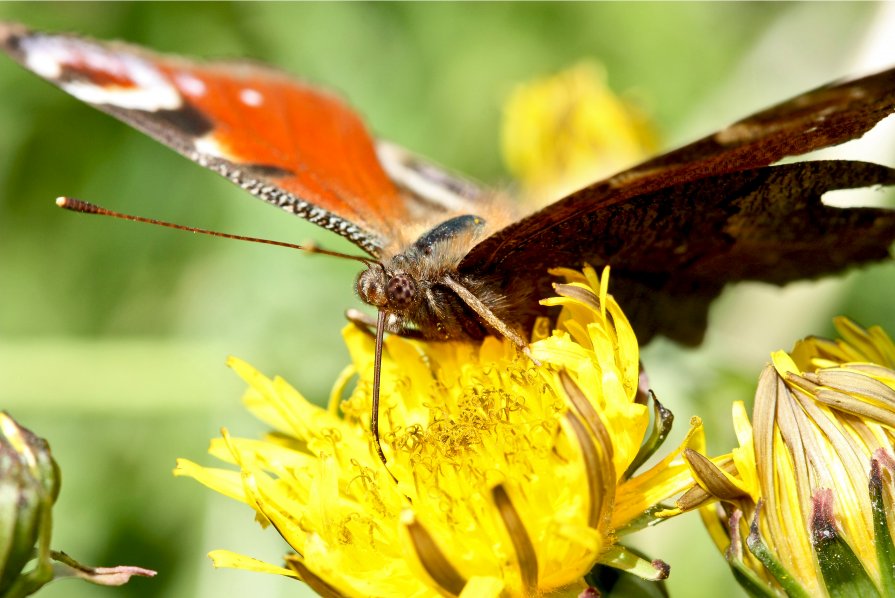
[501,61,658,203]
[175,267,702,597]
[676,317,895,597]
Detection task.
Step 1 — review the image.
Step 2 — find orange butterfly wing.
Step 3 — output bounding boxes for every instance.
[0,22,406,256]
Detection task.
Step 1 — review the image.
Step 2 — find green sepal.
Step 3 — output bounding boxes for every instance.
[810,489,881,598]
[745,501,811,598]
[623,391,673,479]
[0,468,39,594]
[587,544,669,597]
[614,503,675,536]
[723,509,778,598]
[870,458,895,597]
[729,562,779,598]
[596,544,670,582]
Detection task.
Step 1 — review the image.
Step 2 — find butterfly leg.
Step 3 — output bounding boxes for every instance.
[441,275,540,365]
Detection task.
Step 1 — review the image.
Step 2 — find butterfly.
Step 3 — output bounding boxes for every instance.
[4,22,895,462]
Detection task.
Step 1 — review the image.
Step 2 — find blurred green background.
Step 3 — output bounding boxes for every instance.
[1,3,894,597]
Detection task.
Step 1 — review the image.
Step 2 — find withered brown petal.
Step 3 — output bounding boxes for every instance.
[815,369,895,409]
[683,449,746,501]
[677,456,740,511]
[552,282,601,312]
[284,556,344,598]
[560,371,616,532]
[491,485,538,596]
[563,410,605,531]
[814,388,895,429]
[402,514,467,596]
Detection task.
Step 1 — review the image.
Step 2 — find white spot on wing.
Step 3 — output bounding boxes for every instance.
[240,88,263,107]
[21,36,68,78]
[174,72,206,97]
[20,35,181,111]
[62,77,181,111]
[193,136,229,159]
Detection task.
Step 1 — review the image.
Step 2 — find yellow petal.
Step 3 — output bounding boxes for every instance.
[208,550,299,578]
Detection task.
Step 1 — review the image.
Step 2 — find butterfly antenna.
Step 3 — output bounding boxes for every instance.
[55,197,381,267]
[60,196,399,478]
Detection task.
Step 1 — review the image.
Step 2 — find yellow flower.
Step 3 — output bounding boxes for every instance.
[502,61,659,204]
[676,317,895,597]
[175,267,702,597]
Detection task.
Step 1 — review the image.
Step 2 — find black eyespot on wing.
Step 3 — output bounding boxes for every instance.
[153,103,214,137]
[241,163,295,179]
[0,24,23,55]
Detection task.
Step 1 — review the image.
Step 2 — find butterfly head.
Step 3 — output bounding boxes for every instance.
[357,265,418,311]
[357,214,489,313]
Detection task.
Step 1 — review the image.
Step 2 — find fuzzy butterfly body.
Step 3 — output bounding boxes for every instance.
[4,21,895,350]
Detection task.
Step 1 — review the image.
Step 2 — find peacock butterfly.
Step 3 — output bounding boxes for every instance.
[3,22,895,461]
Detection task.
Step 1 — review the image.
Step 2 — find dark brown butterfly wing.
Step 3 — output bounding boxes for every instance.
[462,67,895,344]
[630,67,895,180]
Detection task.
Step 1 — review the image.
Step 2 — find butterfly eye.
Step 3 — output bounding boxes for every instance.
[357,268,388,307]
[387,273,416,309]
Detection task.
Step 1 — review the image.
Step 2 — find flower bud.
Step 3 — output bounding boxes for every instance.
[681,318,895,596]
[0,412,60,595]
[0,412,155,596]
